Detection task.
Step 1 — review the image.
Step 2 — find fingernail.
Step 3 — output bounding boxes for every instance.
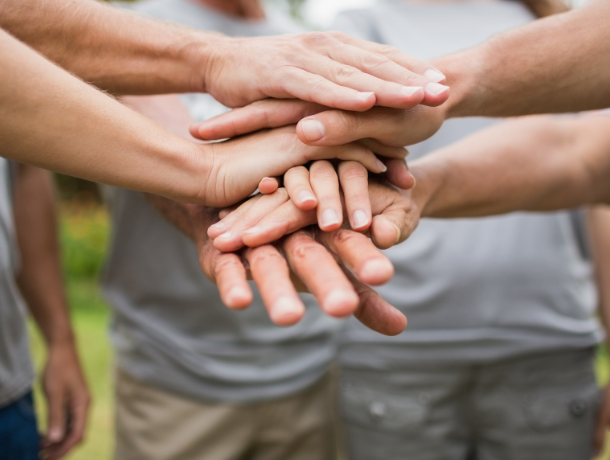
[424,68,446,83]
[352,210,369,229]
[300,119,326,142]
[320,209,340,228]
[401,86,423,97]
[271,297,305,323]
[298,190,316,205]
[376,158,388,173]
[226,287,250,308]
[357,91,375,101]
[48,428,62,442]
[425,82,450,97]
[391,223,402,244]
[243,226,261,235]
[211,222,226,232]
[216,231,232,240]
[324,290,359,317]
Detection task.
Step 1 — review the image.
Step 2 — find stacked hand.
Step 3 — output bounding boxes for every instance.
[126,61,449,336]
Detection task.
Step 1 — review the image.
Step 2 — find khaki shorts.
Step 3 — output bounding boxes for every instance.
[340,349,600,460]
[114,369,339,460]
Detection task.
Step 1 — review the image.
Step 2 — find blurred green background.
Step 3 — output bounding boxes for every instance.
[25,175,610,460]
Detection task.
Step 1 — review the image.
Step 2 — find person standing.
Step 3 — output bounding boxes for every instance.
[0,159,90,460]
[333,1,605,459]
[102,1,341,459]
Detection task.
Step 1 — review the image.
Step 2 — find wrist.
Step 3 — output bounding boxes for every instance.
[409,159,448,218]
[432,45,489,119]
[185,31,230,95]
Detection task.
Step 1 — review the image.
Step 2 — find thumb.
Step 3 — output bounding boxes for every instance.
[46,386,66,444]
[370,205,419,250]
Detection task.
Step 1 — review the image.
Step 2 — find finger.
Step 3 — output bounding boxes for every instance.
[191,100,327,140]
[245,245,306,326]
[284,166,317,211]
[219,206,237,220]
[329,31,449,104]
[283,231,359,318]
[208,194,263,239]
[45,394,90,460]
[303,53,427,109]
[214,189,290,252]
[324,32,449,108]
[242,201,317,248]
[297,108,406,146]
[202,245,253,309]
[357,138,408,160]
[258,177,280,195]
[338,161,371,232]
[344,270,407,336]
[46,386,66,445]
[309,161,342,231]
[277,68,377,112]
[303,141,388,175]
[384,158,416,190]
[317,228,394,286]
[370,205,419,250]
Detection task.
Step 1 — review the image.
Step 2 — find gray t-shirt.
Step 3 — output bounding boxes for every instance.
[102,0,342,404]
[335,0,602,369]
[0,159,34,407]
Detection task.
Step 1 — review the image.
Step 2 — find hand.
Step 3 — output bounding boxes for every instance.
[195,125,407,207]
[180,203,407,336]
[190,99,447,150]
[209,178,422,253]
[203,31,449,110]
[41,342,90,460]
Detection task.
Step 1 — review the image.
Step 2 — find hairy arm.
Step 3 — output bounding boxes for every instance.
[438,0,610,117]
[13,164,89,460]
[0,0,220,95]
[411,115,610,218]
[0,29,210,203]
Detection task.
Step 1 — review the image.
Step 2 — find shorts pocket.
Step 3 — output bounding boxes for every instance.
[341,383,427,433]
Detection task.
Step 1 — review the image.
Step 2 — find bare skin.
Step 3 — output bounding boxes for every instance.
[14,164,90,460]
[0,0,448,109]
[212,114,610,249]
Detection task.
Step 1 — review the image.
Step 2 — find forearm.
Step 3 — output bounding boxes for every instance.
[410,115,610,218]
[14,165,74,346]
[0,0,217,94]
[0,29,208,203]
[436,0,610,118]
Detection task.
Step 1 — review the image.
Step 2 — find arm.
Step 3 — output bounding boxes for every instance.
[0,0,448,110]
[13,164,90,460]
[438,0,610,117]
[1,29,389,207]
[411,114,610,218]
[587,206,610,456]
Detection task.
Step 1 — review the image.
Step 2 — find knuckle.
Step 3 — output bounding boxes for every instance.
[289,240,323,261]
[301,31,332,46]
[339,162,367,181]
[333,65,360,82]
[250,248,286,266]
[333,228,361,245]
[326,30,348,40]
[376,44,400,56]
[310,165,337,182]
[360,52,390,71]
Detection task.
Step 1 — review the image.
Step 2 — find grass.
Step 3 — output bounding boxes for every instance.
[25,202,610,460]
